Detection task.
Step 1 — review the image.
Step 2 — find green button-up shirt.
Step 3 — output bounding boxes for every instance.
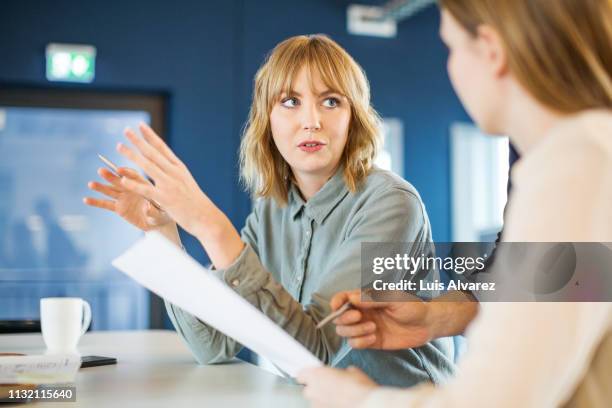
[166,167,455,387]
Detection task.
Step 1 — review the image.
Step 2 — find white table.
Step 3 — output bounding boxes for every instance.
[0,330,308,407]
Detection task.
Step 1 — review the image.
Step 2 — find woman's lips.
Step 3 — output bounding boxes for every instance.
[298,141,326,153]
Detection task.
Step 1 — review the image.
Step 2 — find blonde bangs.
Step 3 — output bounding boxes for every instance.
[240,34,382,205]
[263,40,348,112]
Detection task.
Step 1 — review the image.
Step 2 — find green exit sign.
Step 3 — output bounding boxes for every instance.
[46,43,96,83]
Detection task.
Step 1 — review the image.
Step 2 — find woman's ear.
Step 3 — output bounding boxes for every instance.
[476,25,508,78]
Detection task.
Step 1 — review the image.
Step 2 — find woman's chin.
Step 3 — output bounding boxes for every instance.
[292,163,338,180]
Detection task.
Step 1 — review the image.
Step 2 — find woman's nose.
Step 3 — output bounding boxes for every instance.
[301,104,321,132]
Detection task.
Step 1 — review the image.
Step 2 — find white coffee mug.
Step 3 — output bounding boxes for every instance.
[40,297,91,353]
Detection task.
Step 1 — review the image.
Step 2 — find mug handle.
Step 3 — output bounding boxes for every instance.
[81,300,92,336]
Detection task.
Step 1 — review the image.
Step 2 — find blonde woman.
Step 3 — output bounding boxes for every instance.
[299,0,612,406]
[84,35,455,386]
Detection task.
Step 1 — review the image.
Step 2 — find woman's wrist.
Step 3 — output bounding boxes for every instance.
[153,221,181,247]
[185,195,225,240]
[194,210,245,269]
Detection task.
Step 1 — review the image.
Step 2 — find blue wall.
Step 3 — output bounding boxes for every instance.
[1,0,470,251]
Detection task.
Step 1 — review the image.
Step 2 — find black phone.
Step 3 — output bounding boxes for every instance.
[80,355,117,368]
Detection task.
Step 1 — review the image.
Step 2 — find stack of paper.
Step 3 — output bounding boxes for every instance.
[0,354,80,384]
[112,232,322,377]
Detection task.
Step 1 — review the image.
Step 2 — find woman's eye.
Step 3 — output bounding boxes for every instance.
[281,97,299,108]
[322,97,340,108]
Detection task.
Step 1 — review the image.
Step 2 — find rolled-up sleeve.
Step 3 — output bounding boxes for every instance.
[164,203,264,364]
[166,185,434,369]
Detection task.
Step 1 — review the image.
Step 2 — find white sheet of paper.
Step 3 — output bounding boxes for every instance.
[0,354,80,384]
[112,232,322,377]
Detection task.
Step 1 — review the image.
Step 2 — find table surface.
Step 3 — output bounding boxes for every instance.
[0,330,307,407]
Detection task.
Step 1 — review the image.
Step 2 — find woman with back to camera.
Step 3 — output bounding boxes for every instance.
[84,34,455,386]
[298,0,612,406]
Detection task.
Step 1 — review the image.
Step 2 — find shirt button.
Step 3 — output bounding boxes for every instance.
[296,275,302,282]
[306,230,311,237]
[231,279,240,287]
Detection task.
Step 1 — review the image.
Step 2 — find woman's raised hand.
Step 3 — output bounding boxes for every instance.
[90,123,244,269]
[84,166,173,232]
[111,123,219,239]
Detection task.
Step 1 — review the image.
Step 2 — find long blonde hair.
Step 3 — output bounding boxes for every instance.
[440,0,612,113]
[239,34,382,205]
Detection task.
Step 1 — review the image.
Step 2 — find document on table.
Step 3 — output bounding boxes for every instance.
[112,232,322,377]
[0,354,80,384]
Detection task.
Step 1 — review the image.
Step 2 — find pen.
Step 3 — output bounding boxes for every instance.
[316,302,352,329]
[97,154,164,211]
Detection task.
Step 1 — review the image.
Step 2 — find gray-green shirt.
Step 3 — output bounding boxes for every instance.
[166,167,455,387]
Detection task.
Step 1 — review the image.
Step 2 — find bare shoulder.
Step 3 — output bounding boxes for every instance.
[519,109,612,175]
[546,109,612,156]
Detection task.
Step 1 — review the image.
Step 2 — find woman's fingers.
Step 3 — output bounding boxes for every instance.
[96,165,158,203]
[348,334,377,349]
[116,142,165,183]
[336,321,376,338]
[98,168,123,188]
[119,175,156,200]
[124,128,175,175]
[334,309,362,325]
[330,290,356,310]
[88,181,120,199]
[138,122,181,165]
[116,167,151,184]
[331,289,384,310]
[331,289,392,313]
[83,197,116,211]
[98,166,151,189]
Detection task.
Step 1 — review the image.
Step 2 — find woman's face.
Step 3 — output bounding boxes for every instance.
[440,9,505,134]
[270,66,351,184]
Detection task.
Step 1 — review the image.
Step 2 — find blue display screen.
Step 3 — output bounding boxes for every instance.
[0,106,151,330]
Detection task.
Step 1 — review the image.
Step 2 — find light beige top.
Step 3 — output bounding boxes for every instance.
[362,109,612,408]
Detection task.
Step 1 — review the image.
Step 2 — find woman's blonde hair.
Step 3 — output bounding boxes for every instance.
[239,34,382,205]
[440,0,612,113]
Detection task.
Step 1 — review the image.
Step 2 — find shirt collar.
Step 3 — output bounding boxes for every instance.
[288,167,350,224]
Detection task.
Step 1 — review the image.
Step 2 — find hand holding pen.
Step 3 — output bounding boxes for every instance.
[323,289,435,350]
[316,302,353,329]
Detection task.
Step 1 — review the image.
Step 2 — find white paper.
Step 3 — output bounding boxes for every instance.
[0,354,80,384]
[112,232,322,377]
